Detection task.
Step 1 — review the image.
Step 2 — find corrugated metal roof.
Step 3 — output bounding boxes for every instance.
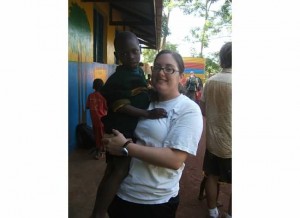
[84,0,162,49]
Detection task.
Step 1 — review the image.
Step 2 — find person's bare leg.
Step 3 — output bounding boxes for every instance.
[205,174,219,209]
[91,161,113,218]
[228,194,232,216]
[216,182,223,208]
[91,157,130,218]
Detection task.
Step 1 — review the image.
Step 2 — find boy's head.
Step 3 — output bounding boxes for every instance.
[114,31,141,69]
[93,78,104,91]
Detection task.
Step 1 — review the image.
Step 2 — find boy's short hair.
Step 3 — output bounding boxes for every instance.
[93,78,104,90]
[114,31,140,51]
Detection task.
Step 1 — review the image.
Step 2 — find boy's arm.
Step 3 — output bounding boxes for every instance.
[117,104,167,119]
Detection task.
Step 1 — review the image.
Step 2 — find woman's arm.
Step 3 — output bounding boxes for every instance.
[104,129,188,170]
[127,142,188,170]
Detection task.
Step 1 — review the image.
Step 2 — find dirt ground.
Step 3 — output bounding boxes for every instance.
[176,134,231,218]
[69,121,232,218]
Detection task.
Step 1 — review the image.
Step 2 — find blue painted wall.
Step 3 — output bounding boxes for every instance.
[68,61,116,153]
[68,1,118,153]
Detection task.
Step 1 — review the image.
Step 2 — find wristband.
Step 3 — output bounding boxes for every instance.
[121,140,132,156]
[123,140,133,148]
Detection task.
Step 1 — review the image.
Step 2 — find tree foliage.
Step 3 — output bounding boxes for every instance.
[142,48,157,63]
[142,42,178,64]
[143,0,179,64]
[205,55,220,78]
[161,0,178,50]
[177,0,231,57]
[144,0,231,78]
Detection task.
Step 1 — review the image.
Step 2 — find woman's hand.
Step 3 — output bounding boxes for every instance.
[102,129,128,156]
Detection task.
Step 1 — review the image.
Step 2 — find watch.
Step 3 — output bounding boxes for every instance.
[121,140,132,156]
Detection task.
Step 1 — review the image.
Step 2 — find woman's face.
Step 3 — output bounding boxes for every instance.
[151,53,183,100]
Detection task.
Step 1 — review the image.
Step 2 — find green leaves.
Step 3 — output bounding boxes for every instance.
[175,0,231,57]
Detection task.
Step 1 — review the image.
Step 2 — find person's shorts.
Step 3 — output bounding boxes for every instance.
[203,149,232,184]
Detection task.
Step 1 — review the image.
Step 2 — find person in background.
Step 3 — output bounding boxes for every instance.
[86,78,107,159]
[179,72,187,87]
[185,71,199,101]
[196,75,203,91]
[195,76,203,105]
[103,50,203,218]
[199,42,232,218]
[91,31,167,218]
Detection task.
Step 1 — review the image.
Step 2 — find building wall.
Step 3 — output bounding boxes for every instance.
[68,0,117,152]
[94,3,117,65]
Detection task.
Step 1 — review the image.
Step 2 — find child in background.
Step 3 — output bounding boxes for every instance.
[91,31,167,218]
[86,79,107,159]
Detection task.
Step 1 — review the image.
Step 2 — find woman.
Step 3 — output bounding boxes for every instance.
[104,50,203,218]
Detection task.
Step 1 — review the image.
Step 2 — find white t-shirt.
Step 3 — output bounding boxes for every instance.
[117,94,203,204]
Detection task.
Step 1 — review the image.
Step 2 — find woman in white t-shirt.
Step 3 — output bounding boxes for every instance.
[104,50,203,218]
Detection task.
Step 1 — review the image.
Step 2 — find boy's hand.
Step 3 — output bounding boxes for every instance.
[147,108,168,119]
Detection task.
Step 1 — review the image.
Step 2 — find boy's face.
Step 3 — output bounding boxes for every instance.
[115,38,141,69]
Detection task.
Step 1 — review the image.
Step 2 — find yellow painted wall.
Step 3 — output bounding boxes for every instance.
[93,3,129,64]
[68,1,134,151]
[68,0,93,62]
[106,28,115,64]
[68,1,121,64]
[93,3,115,64]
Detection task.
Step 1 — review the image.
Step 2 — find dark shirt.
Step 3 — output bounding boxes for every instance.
[101,65,150,138]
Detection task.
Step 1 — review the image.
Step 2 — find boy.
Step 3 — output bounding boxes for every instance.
[91,31,167,218]
[86,79,107,159]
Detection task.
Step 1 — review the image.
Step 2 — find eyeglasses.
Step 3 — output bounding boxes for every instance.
[151,66,179,74]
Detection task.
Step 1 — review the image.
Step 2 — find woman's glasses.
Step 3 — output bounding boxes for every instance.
[151,66,179,74]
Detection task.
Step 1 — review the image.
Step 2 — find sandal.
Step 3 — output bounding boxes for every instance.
[94,154,100,160]
[94,149,100,160]
[100,152,105,159]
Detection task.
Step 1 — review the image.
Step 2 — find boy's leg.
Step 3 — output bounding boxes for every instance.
[91,159,113,218]
[91,156,131,218]
[99,126,106,158]
[94,127,102,160]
